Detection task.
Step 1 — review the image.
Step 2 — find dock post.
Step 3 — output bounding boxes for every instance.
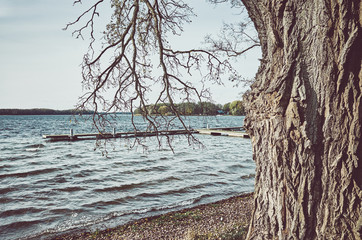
[113,128,116,138]
[207,124,210,129]
[69,129,74,140]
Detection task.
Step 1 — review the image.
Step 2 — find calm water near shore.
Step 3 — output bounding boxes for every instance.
[0,115,254,240]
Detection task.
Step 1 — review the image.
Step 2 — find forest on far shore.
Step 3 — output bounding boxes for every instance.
[0,100,245,116]
[134,101,245,116]
[0,108,94,115]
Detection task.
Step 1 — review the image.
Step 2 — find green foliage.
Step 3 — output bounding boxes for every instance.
[229,100,245,116]
[134,102,224,116]
[222,101,245,115]
[223,102,231,113]
[134,100,245,116]
[158,105,169,115]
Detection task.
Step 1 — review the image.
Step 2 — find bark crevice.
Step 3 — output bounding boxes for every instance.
[243,0,361,239]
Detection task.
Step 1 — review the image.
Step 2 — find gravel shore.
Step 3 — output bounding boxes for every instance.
[53,193,254,240]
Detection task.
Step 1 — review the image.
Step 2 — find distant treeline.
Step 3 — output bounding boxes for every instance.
[134,101,245,116]
[0,108,94,115]
[0,102,245,116]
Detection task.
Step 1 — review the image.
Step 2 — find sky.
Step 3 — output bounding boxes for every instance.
[0,0,261,110]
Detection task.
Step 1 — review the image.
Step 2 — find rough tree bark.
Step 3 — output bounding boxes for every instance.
[242,0,361,239]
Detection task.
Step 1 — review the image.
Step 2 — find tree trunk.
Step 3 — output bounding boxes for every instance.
[242,0,362,239]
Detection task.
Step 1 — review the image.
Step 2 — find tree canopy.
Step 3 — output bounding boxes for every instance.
[65,0,257,133]
[67,0,362,239]
[133,101,245,116]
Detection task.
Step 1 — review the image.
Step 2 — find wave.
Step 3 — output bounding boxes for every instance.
[157,176,181,183]
[25,144,45,152]
[0,197,12,204]
[63,153,85,159]
[82,196,133,209]
[0,115,254,240]
[83,193,213,226]
[5,217,59,240]
[0,167,58,179]
[6,155,30,161]
[137,183,211,199]
[34,175,67,185]
[149,194,213,212]
[48,208,71,215]
[72,169,94,178]
[135,188,173,198]
[0,127,14,131]
[0,133,13,138]
[25,148,40,152]
[228,164,246,170]
[25,144,45,149]
[133,165,169,173]
[55,186,86,192]
[0,187,16,194]
[198,172,219,177]
[0,219,44,235]
[93,176,181,193]
[32,189,58,199]
[116,165,171,175]
[83,187,208,210]
[125,195,209,215]
[240,173,255,179]
[0,146,17,151]
[0,164,12,170]
[0,207,44,218]
[55,176,68,183]
[25,193,215,240]
[94,182,145,192]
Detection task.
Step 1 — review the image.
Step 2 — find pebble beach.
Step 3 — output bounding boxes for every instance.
[52,193,254,240]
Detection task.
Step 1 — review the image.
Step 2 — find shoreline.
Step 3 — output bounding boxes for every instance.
[52,193,254,240]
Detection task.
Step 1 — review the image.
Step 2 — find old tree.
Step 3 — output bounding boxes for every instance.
[243,0,361,239]
[68,0,361,239]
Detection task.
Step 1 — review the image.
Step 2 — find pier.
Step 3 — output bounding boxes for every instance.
[197,127,250,138]
[42,127,249,142]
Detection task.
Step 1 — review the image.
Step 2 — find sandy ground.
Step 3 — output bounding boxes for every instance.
[52,193,254,240]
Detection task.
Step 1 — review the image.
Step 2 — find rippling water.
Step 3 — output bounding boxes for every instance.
[0,115,254,240]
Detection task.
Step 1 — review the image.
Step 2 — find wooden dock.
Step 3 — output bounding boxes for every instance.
[42,127,249,142]
[196,127,250,138]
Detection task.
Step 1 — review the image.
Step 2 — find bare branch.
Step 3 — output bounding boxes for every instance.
[64,0,104,43]
[67,0,253,149]
[205,21,260,58]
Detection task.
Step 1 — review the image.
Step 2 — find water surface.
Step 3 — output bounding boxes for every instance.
[0,115,254,240]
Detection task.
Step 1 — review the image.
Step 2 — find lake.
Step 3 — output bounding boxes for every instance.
[0,115,254,240]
